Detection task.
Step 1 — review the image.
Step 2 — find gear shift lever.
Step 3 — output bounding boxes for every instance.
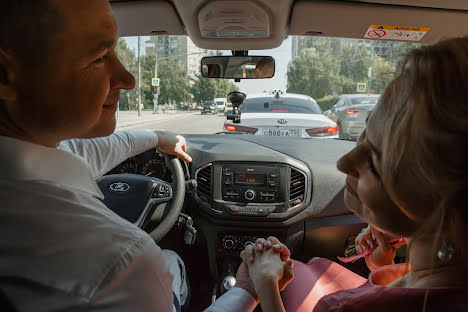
[221,275,236,294]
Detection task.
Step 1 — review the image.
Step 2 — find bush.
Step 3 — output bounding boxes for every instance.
[316,95,337,111]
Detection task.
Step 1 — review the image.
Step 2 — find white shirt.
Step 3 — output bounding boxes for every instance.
[0,131,257,312]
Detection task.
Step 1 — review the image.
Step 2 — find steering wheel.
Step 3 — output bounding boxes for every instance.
[96,154,185,243]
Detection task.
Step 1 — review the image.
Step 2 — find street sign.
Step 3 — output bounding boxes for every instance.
[357,83,366,92]
[152,78,160,86]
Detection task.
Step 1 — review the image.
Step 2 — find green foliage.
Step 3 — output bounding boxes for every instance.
[370,56,395,94]
[340,43,370,81]
[287,39,341,99]
[316,95,338,111]
[141,55,189,107]
[114,39,138,110]
[287,39,371,99]
[213,79,240,98]
[191,77,239,103]
[191,76,216,103]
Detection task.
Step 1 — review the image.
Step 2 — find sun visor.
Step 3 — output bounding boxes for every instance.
[112,1,185,36]
[290,1,468,44]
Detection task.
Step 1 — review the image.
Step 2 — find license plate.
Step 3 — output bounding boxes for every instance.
[262,128,301,137]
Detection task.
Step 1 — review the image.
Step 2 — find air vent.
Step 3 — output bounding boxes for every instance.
[289,168,306,207]
[196,164,212,202]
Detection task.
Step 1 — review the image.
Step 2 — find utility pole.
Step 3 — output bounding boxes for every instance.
[368,41,374,95]
[153,37,159,114]
[137,36,142,116]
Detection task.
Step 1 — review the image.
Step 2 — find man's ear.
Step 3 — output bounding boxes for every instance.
[0,48,18,102]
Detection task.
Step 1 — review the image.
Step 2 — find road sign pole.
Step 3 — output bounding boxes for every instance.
[153,37,159,114]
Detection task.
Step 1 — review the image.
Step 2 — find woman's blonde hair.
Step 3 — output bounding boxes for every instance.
[376,37,468,248]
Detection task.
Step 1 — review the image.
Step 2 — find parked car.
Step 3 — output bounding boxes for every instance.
[201,101,217,114]
[214,97,227,113]
[224,92,338,138]
[325,94,380,140]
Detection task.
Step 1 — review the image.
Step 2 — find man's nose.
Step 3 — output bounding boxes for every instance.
[110,56,136,90]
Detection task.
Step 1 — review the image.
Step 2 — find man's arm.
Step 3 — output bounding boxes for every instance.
[90,235,175,312]
[58,130,159,179]
[203,287,257,312]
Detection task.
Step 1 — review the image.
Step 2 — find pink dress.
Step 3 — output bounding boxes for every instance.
[280,258,467,311]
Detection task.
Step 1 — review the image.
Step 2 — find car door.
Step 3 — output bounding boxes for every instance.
[332,97,348,123]
[326,97,340,122]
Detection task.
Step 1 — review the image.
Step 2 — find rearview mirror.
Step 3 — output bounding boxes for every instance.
[201,56,275,79]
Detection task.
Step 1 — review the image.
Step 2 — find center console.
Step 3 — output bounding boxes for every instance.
[195,161,310,219]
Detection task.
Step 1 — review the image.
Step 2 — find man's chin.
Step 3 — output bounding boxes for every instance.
[80,117,116,138]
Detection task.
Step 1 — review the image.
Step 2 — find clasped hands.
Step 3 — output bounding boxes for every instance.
[235,236,294,302]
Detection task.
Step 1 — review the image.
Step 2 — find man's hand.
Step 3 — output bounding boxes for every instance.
[235,261,259,303]
[240,237,294,291]
[154,130,192,163]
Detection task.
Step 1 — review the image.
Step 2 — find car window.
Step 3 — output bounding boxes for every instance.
[351,97,379,105]
[336,98,347,107]
[240,97,322,114]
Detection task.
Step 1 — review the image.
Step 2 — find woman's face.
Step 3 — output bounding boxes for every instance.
[337,106,419,237]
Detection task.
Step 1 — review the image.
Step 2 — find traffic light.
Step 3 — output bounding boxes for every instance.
[153,86,158,93]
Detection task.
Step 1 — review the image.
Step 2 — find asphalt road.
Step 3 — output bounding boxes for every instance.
[119,111,227,135]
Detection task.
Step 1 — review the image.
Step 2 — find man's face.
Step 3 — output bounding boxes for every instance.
[11,0,134,145]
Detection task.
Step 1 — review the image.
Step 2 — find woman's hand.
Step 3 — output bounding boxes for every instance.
[240,237,289,312]
[240,237,294,291]
[355,225,397,270]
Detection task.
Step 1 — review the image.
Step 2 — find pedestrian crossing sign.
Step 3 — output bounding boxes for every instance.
[152,78,160,86]
[357,83,366,92]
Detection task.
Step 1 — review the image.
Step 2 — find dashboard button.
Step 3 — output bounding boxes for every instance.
[245,189,256,200]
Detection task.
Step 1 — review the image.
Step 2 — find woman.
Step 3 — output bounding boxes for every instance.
[240,37,468,311]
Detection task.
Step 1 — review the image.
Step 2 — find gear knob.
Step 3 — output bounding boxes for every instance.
[221,275,236,293]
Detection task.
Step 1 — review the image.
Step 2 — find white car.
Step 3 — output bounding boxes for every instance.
[224,92,338,138]
[214,97,227,113]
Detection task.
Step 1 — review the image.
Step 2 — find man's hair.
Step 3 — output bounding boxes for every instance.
[256,57,274,75]
[0,0,63,65]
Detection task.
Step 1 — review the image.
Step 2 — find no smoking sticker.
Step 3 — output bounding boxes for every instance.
[364,25,430,41]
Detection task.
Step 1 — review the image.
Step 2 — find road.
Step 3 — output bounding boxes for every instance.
[116,111,227,135]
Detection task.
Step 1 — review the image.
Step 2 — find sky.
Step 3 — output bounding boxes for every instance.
[123,36,291,95]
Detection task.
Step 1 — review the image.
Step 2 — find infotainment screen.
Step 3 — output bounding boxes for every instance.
[235,173,265,186]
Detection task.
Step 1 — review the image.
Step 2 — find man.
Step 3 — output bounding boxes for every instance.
[253,58,275,78]
[0,1,291,311]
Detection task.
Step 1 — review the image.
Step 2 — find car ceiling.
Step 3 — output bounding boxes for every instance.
[110,0,468,50]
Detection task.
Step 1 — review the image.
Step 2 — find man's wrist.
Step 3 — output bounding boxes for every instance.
[234,283,259,303]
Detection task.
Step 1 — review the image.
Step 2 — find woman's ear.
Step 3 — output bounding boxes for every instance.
[0,48,18,102]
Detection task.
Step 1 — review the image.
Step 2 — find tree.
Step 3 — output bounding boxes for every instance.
[370,56,395,94]
[191,75,217,103]
[340,43,370,82]
[114,39,137,110]
[141,55,189,107]
[213,79,239,98]
[287,39,341,99]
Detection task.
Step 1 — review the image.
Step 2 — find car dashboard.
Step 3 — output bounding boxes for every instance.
[107,134,367,298]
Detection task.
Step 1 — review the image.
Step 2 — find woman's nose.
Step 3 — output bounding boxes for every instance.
[337,149,359,178]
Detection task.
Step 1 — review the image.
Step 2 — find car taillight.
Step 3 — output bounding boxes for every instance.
[224,124,258,134]
[345,108,360,114]
[306,126,338,136]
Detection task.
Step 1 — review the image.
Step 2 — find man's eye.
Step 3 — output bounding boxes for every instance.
[94,55,108,64]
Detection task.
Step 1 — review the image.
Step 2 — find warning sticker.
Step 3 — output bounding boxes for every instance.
[364,25,430,41]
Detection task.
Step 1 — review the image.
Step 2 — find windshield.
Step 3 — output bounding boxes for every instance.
[351,97,379,105]
[114,35,422,137]
[241,97,322,114]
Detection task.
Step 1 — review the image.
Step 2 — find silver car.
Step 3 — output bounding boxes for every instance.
[324,94,380,140]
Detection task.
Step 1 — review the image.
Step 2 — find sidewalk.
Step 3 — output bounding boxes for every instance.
[116,110,197,128]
